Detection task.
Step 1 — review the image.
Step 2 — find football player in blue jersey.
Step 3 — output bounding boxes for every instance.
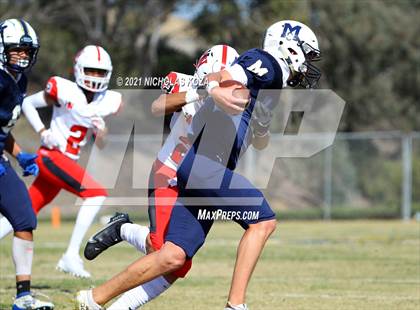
[76,20,321,310]
[185,20,321,310]
[0,19,54,309]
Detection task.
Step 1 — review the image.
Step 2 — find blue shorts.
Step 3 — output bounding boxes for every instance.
[165,155,275,259]
[0,157,37,232]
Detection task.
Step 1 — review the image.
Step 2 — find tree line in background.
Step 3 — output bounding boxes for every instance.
[1,0,418,215]
[1,0,418,132]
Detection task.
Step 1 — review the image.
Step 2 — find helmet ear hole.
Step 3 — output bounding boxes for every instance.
[263,20,321,88]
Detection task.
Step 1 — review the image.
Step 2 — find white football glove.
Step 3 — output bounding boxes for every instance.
[182,102,196,119]
[40,129,59,149]
[182,98,205,119]
[91,116,106,132]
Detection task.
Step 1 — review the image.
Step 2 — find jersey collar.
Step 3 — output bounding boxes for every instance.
[0,63,22,83]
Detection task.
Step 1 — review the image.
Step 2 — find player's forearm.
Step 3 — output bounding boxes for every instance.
[205,70,232,90]
[205,72,223,84]
[206,70,248,115]
[4,133,21,157]
[252,133,270,150]
[251,120,271,150]
[151,92,191,116]
[94,128,108,149]
[22,91,49,133]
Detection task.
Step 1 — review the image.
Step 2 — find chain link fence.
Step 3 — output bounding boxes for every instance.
[237,131,419,220]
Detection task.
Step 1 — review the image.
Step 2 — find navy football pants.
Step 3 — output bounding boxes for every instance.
[0,157,37,232]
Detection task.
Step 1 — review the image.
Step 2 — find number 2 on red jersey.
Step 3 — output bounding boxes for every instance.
[66,125,88,156]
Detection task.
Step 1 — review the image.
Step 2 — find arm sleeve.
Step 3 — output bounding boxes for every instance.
[101,91,122,116]
[22,90,48,133]
[45,76,59,104]
[225,64,248,86]
[229,49,281,89]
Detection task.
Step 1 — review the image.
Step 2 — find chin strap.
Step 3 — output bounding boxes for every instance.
[277,44,302,87]
[278,44,294,71]
[286,73,302,88]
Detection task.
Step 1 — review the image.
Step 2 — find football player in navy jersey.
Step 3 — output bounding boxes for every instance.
[76,20,321,310]
[180,20,321,310]
[0,19,54,309]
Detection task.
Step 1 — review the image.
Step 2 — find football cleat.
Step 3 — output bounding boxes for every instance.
[75,290,103,310]
[13,292,54,310]
[84,212,132,260]
[56,254,91,278]
[224,302,249,310]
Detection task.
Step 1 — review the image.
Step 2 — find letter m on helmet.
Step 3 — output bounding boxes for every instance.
[281,23,301,41]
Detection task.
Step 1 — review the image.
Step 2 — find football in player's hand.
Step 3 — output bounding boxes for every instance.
[220,80,251,105]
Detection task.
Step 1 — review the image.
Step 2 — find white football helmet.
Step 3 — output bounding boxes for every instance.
[194,44,239,83]
[74,45,112,92]
[0,18,39,72]
[263,20,321,88]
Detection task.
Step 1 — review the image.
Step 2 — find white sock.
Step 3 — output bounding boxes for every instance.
[120,223,150,254]
[87,289,103,310]
[65,196,105,257]
[108,276,171,309]
[12,237,34,275]
[0,216,13,240]
[226,302,248,309]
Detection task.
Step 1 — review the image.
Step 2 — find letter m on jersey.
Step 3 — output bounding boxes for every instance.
[281,23,301,41]
[247,60,268,77]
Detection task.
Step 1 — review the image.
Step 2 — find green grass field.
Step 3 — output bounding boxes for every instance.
[1,220,419,309]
